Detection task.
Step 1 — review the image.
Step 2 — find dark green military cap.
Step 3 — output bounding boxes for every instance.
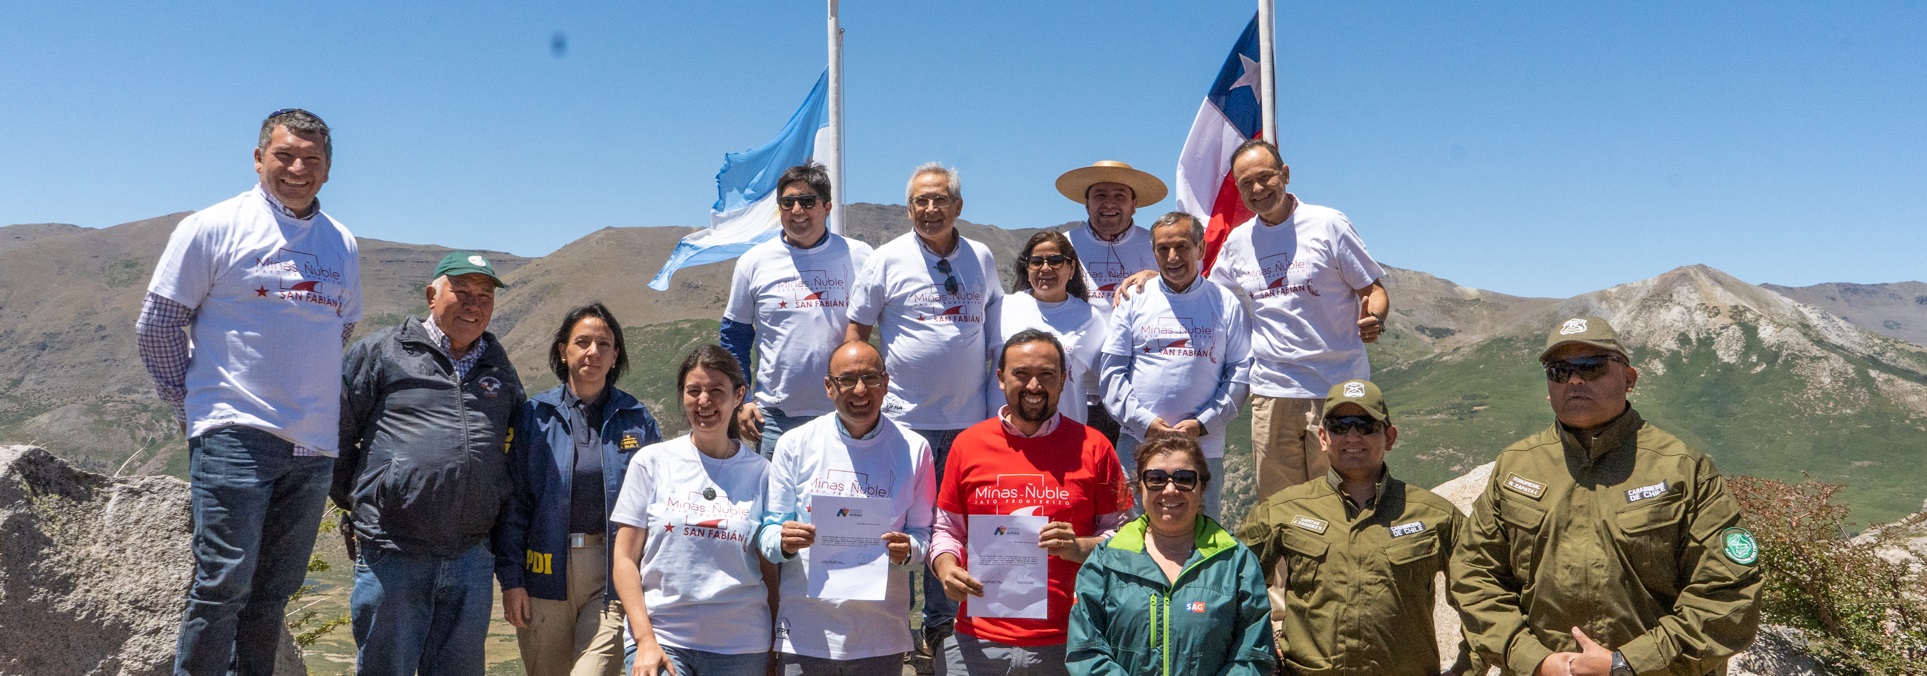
[1539,315,1625,362]
[1322,379,1389,421]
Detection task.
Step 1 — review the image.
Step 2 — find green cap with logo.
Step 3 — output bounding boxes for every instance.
[1322,379,1389,421]
[433,251,505,288]
[1539,315,1626,362]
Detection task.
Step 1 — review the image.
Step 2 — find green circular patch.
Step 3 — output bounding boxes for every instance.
[1721,527,1759,565]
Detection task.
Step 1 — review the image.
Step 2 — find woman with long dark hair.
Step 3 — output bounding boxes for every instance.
[990,230,1108,424]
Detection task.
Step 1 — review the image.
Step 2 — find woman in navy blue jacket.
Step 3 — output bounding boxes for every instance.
[495,303,661,675]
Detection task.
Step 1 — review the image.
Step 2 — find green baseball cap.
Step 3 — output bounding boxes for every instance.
[1539,315,1625,362]
[1322,379,1389,421]
[433,251,505,288]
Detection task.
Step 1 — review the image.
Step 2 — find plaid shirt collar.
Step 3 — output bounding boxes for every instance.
[257,183,320,221]
[421,315,487,378]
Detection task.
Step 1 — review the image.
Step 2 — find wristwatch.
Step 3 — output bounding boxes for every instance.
[1610,650,1634,676]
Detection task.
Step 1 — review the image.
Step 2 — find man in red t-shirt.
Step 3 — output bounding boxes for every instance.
[928,328,1135,675]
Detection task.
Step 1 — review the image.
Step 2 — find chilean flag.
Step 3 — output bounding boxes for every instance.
[1174,14,1264,276]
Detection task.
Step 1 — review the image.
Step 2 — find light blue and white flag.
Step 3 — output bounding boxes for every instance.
[649,71,835,291]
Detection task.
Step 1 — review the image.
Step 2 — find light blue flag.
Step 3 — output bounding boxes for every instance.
[649,71,831,291]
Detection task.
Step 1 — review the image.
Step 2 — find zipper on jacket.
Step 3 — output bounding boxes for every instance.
[1147,592,1161,675]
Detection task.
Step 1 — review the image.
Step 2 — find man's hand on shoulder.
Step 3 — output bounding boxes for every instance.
[1114,270,1159,304]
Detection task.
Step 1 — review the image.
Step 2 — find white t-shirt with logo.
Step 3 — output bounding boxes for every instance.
[1066,223,1159,314]
[724,234,874,416]
[987,291,1106,424]
[608,436,772,654]
[1208,202,1384,399]
[848,232,1003,430]
[1101,278,1250,458]
[760,415,936,660]
[145,186,363,453]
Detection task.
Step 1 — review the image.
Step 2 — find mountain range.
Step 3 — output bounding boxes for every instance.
[3,206,1923,523]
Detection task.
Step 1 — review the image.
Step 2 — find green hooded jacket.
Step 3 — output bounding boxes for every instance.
[1067,514,1276,675]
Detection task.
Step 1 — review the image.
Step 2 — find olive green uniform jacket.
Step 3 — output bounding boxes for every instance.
[1450,408,1763,675]
[1239,467,1462,675]
[1068,515,1277,676]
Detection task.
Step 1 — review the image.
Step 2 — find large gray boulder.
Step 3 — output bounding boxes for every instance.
[0,445,305,675]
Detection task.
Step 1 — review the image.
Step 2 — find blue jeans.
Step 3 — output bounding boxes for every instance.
[350,542,495,676]
[911,427,964,634]
[779,651,907,675]
[757,407,819,460]
[174,425,333,676]
[625,644,769,675]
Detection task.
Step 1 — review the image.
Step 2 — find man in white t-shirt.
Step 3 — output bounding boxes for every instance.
[1100,212,1251,518]
[759,341,937,675]
[1053,161,1168,445]
[845,161,1002,653]
[136,108,363,675]
[724,162,874,458]
[1209,138,1390,503]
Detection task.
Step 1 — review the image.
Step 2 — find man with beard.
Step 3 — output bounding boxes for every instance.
[926,330,1134,676]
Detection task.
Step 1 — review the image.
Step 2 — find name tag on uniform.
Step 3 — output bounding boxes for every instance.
[1625,481,1669,503]
[1290,515,1329,534]
[1503,473,1547,500]
[1389,521,1426,538]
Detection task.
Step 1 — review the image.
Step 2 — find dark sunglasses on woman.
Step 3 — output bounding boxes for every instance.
[1140,469,1200,492]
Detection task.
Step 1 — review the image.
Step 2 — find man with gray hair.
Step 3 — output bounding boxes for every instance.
[847,162,1003,655]
[335,252,525,674]
[138,108,363,675]
[1100,212,1251,518]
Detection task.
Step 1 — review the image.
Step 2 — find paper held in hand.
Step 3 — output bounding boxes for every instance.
[966,514,1050,619]
[806,495,894,601]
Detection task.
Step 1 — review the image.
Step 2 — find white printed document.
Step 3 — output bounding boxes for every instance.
[967,514,1050,619]
[806,495,893,600]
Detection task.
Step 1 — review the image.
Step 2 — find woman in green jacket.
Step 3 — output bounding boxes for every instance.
[1068,435,1277,675]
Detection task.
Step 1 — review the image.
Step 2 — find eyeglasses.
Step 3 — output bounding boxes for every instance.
[933,259,961,296]
[1140,469,1200,492]
[1322,415,1385,436]
[1022,254,1070,269]
[912,195,954,209]
[778,194,821,210]
[1543,355,1625,383]
[829,372,883,389]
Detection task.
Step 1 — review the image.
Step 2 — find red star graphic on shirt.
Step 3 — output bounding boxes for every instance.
[778,300,788,309]
[663,524,675,533]
[256,287,269,297]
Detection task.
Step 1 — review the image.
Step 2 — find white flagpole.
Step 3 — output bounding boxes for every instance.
[826,0,846,234]
[1258,0,1277,144]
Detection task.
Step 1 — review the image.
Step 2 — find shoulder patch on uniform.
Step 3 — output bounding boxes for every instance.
[620,434,641,451]
[1389,521,1426,538]
[1290,515,1329,535]
[1721,527,1759,565]
[1625,480,1669,503]
[1503,473,1547,500]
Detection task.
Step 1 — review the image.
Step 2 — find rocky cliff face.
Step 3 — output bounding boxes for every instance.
[0,445,303,676]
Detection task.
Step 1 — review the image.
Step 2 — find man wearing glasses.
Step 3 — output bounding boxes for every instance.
[847,162,1004,653]
[1237,379,1465,675]
[723,162,874,457]
[1453,316,1762,676]
[137,108,362,675]
[1098,212,1250,518]
[758,341,937,674]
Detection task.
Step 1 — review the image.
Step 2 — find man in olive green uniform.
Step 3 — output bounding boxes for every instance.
[1239,379,1465,675]
[1452,316,1763,676]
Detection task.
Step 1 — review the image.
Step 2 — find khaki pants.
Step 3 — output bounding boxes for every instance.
[516,533,624,676]
[1252,395,1327,625]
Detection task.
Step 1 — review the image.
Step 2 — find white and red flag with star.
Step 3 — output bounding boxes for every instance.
[1174,14,1265,275]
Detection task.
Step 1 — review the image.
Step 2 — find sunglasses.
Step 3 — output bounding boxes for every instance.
[1022,254,1070,269]
[1140,469,1200,492]
[1322,415,1385,436]
[1543,355,1625,383]
[934,259,961,296]
[778,194,821,210]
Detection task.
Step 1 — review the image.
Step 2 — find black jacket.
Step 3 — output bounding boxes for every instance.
[334,317,524,557]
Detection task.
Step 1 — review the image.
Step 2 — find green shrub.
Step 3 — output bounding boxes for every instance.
[1730,476,1927,675]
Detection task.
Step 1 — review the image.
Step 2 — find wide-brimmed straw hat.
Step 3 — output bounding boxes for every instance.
[1055,161,1168,207]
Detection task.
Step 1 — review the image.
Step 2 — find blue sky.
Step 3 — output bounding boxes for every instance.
[2,2,1922,298]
